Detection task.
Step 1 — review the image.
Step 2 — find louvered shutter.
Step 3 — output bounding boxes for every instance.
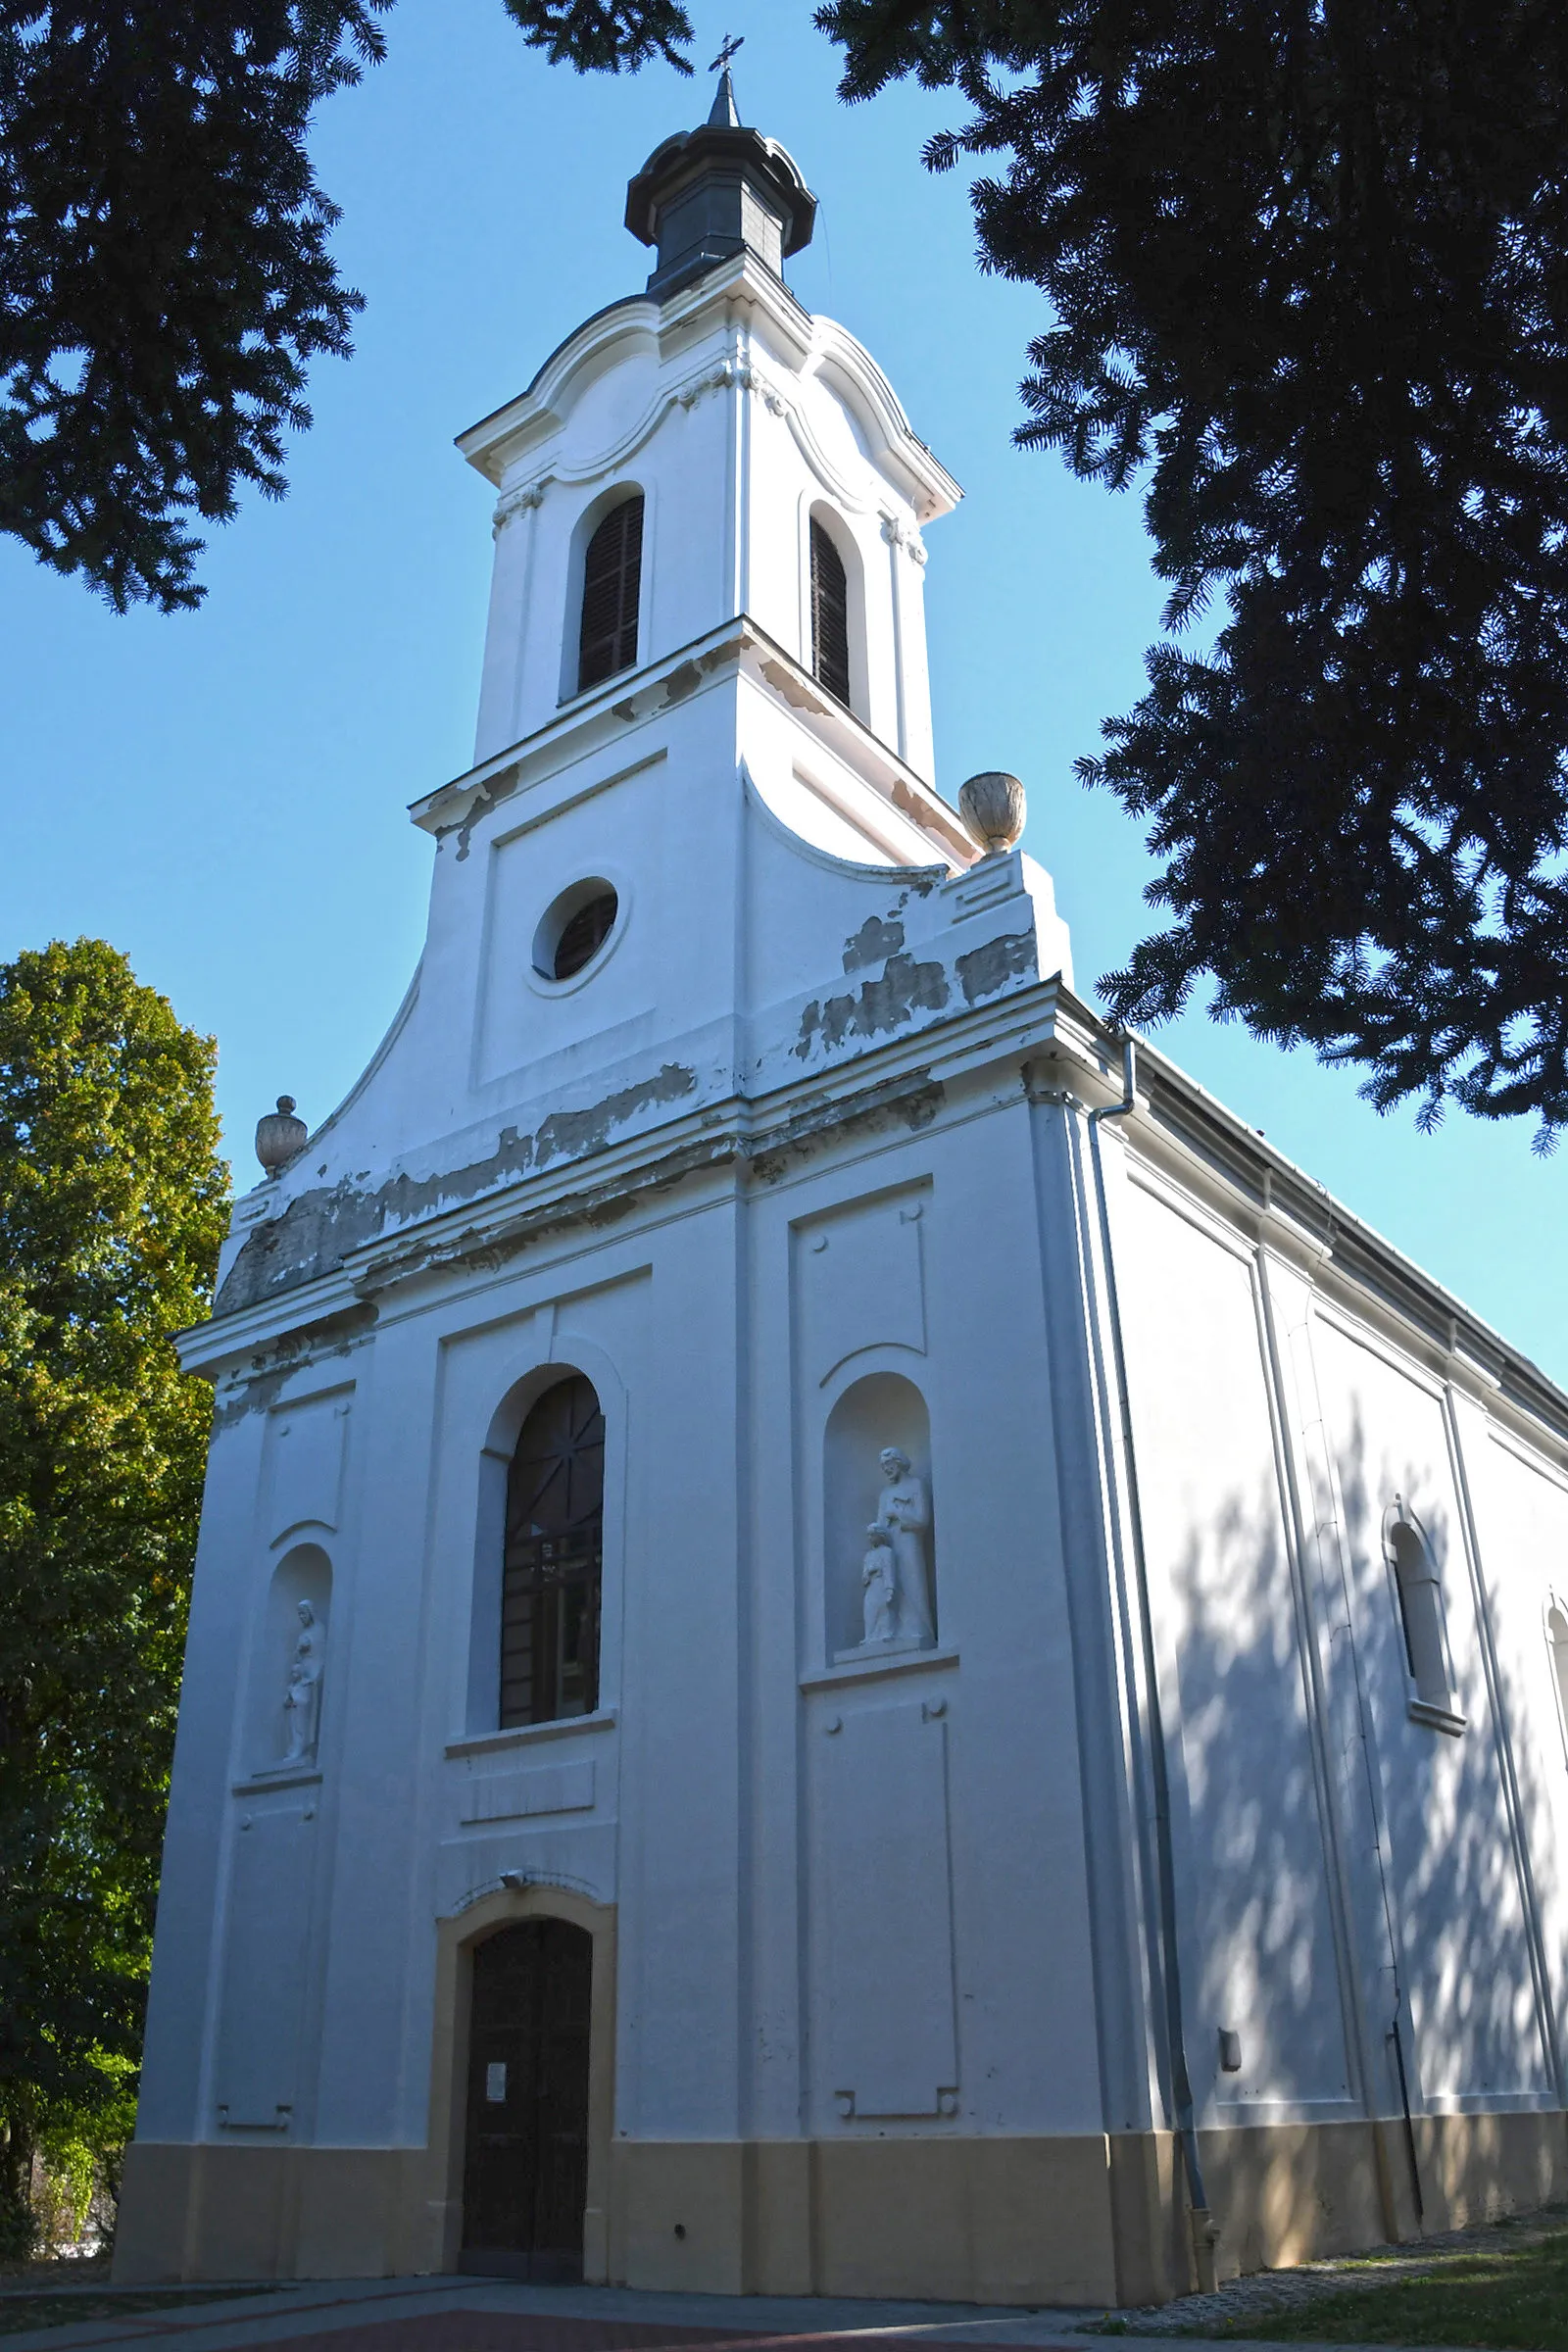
[577,496,644,691]
[809,518,852,706]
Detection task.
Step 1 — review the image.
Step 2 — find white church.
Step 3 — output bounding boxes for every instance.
[118,72,1568,2309]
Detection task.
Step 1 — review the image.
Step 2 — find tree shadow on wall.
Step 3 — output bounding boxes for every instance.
[1151,1409,1554,2256]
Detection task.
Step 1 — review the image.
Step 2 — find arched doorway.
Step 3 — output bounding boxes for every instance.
[460,1918,593,2278]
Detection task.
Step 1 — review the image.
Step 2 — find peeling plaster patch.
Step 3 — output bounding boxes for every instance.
[956,928,1037,1005]
[794,953,949,1060]
[842,913,905,972]
[662,661,703,706]
[212,1063,945,1328]
[362,1075,947,1292]
[747,1079,944,1185]
[533,1063,697,1167]
[362,1136,712,1294]
[611,698,638,723]
[453,763,523,862]
[210,1308,375,1425]
[760,659,825,715]
[216,1066,697,1315]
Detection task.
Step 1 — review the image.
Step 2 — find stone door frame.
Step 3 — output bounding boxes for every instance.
[425,1884,616,2278]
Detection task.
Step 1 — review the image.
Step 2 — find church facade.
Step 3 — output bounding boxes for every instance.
[117,83,1568,2308]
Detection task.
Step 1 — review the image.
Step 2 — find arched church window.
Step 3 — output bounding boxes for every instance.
[577,497,643,692]
[502,1376,604,1727]
[1547,1605,1568,1762]
[1390,1514,1451,1714]
[809,517,852,707]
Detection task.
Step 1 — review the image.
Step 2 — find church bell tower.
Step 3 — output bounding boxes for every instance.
[457,66,965,853]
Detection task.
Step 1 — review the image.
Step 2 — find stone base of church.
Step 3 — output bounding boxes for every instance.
[1197,2111,1568,2288]
[111,2142,436,2285]
[114,2111,1568,2302]
[606,2135,1122,2303]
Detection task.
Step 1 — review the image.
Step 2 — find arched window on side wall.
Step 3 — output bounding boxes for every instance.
[809,517,852,706]
[1547,1605,1568,1763]
[577,496,644,692]
[502,1375,604,1727]
[1389,1510,1458,1727]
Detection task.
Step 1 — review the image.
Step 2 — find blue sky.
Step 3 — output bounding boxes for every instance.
[2,1,1562,1384]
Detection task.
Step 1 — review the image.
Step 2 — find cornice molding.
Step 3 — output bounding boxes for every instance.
[405,613,975,865]
[675,355,790,418]
[491,480,546,535]
[178,981,1079,1380]
[880,512,929,565]
[190,957,1568,1466]
[456,255,960,520]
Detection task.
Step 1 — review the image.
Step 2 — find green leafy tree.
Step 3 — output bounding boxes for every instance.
[0,940,226,2256]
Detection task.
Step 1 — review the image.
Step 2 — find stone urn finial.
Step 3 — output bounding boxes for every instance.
[256,1096,308,1178]
[957,770,1027,857]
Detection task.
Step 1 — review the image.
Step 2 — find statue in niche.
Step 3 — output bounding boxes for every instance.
[281,1598,326,1763]
[860,1530,898,1644]
[868,1446,934,1644]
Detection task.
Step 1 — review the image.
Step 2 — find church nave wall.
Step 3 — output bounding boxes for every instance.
[1115,1172,1364,2132]
[1105,1120,1568,2264]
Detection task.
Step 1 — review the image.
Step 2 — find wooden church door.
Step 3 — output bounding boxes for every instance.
[461,1919,593,2278]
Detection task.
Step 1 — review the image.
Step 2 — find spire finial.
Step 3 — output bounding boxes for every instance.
[708,32,743,125]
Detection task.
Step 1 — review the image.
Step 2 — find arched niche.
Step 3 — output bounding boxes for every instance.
[823,1370,935,1658]
[249,1541,331,1774]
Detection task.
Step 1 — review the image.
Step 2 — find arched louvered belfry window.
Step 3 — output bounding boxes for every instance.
[501,1375,604,1727]
[809,517,852,707]
[576,496,644,693]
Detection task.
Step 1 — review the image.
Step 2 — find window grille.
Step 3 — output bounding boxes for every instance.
[553,889,617,980]
[577,497,644,692]
[809,518,852,706]
[501,1375,604,1727]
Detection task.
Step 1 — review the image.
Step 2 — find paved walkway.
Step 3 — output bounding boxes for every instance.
[0,2278,1107,2352]
[4,2233,1544,2352]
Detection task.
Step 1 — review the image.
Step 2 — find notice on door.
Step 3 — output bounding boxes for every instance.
[485,2062,508,2103]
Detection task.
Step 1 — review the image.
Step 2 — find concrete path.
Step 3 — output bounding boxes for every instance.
[0,2278,1098,2352]
[0,2276,1450,2352]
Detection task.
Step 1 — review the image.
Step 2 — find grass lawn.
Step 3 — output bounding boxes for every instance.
[0,2284,279,2337]
[1181,2223,1568,2347]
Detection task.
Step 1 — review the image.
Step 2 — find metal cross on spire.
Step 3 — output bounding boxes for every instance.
[706,31,744,124]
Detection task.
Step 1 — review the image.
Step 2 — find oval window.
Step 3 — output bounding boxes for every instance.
[534,880,619,983]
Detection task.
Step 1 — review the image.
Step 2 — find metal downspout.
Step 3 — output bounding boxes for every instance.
[1087,1035,1219,2294]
